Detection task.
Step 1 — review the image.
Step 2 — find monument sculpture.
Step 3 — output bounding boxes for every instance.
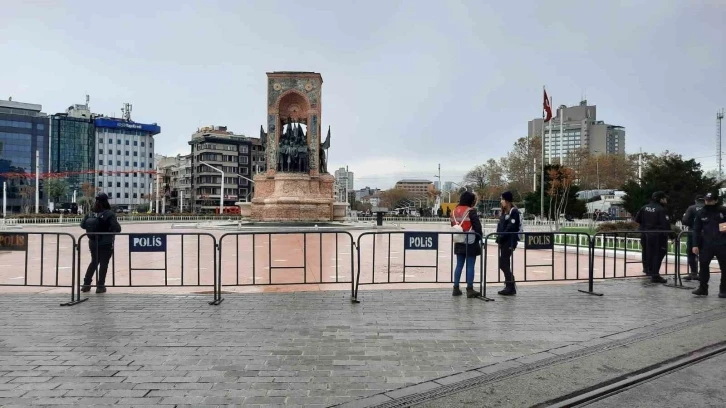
[241,72,345,221]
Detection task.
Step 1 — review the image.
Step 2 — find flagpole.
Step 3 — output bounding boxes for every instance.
[548,96,553,164]
[541,87,546,220]
[559,105,564,164]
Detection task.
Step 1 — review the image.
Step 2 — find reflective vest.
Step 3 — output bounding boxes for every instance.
[451,205,473,232]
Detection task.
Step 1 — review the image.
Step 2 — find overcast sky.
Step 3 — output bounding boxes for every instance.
[2,1,724,189]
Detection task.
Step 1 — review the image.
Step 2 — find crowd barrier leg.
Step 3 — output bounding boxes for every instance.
[578,240,603,296]
[61,242,88,306]
[664,235,696,291]
[209,242,224,305]
[478,241,494,302]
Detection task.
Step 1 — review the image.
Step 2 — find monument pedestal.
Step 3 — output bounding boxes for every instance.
[249,173,336,222]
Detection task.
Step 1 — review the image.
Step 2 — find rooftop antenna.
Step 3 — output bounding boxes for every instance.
[718,108,724,180]
[121,103,132,121]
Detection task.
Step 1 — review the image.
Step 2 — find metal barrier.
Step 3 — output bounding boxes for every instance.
[218,231,356,299]
[670,231,697,290]
[0,231,83,306]
[354,231,493,302]
[77,232,221,305]
[481,232,599,296]
[591,230,682,282]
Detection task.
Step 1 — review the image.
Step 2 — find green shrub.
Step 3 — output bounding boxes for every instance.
[595,221,639,233]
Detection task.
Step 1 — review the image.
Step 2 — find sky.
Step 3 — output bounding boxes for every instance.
[1,0,724,189]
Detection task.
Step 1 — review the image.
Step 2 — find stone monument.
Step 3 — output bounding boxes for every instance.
[241,72,345,221]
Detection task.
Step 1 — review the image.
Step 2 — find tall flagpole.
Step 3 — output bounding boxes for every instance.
[559,105,564,164]
[540,87,546,219]
[548,96,553,164]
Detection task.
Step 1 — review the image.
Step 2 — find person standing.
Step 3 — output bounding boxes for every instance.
[496,191,521,296]
[634,191,670,283]
[681,195,705,281]
[81,193,122,293]
[450,191,482,298]
[691,192,726,298]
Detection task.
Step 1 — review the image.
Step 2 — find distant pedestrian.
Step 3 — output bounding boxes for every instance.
[496,191,521,296]
[634,191,670,283]
[81,193,122,293]
[691,192,726,298]
[450,191,482,298]
[681,195,705,281]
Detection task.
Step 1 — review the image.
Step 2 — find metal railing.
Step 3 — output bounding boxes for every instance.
[6,215,240,225]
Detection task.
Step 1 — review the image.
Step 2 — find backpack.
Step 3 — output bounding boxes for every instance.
[452,208,475,244]
[85,212,110,234]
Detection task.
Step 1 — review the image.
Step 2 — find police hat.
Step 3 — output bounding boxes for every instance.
[96,192,110,201]
[651,191,668,201]
[695,195,704,202]
[704,192,719,201]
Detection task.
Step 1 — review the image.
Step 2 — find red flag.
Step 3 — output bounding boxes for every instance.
[543,89,553,122]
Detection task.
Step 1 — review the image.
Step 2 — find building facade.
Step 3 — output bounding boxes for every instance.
[527,100,626,162]
[94,117,161,210]
[334,166,354,202]
[50,103,95,204]
[0,98,50,213]
[395,179,434,199]
[189,126,253,212]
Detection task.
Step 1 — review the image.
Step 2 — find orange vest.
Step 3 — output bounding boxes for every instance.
[451,205,472,232]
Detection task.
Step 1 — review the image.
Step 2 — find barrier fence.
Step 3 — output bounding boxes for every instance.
[77,232,221,305]
[217,231,356,297]
[0,229,701,306]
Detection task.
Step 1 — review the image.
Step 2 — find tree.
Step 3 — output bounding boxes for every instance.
[78,182,99,213]
[523,164,586,224]
[379,188,409,209]
[45,178,69,204]
[464,159,507,201]
[622,155,722,222]
[501,136,542,200]
[18,185,35,214]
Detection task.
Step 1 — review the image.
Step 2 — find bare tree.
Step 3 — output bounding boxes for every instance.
[547,167,575,230]
[18,185,35,214]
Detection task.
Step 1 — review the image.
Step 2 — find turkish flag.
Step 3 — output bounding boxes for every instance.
[543,90,553,122]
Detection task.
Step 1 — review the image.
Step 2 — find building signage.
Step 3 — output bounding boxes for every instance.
[129,234,167,252]
[94,118,161,135]
[0,233,28,251]
[403,232,438,251]
[524,233,554,250]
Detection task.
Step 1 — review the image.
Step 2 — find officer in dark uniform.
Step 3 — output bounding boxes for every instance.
[691,192,726,298]
[634,191,670,283]
[681,195,704,281]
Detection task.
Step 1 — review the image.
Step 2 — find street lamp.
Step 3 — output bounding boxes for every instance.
[236,174,255,202]
[199,161,224,215]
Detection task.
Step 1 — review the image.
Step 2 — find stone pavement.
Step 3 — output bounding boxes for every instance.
[0,277,724,407]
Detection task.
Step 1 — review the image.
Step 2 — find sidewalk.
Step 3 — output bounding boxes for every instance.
[0,277,724,407]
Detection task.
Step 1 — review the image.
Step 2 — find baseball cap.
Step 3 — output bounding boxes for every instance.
[704,192,719,201]
[95,192,110,201]
[652,191,668,201]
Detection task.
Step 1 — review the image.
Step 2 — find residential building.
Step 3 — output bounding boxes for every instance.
[361,192,382,207]
[434,181,440,190]
[0,98,50,213]
[443,181,455,192]
[50,103,95,204]
[250,137,266,175]
[94,113,161,210]
[395,179,434,199]
[355,186,380,201]
[189,126,253,212]
[527,99,626,162]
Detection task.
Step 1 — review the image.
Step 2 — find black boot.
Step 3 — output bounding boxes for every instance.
[498,283,517,296]
[651,275,667,284]
[81,279,92,293]
[96,286,106,294]
[692,284,708,296]
[452,286,463,296]
[720,286,726,299]
[466,287,481,298]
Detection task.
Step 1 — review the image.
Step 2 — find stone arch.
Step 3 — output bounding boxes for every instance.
[276,89,311,123]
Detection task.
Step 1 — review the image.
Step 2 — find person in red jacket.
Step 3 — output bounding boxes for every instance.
[450,191,483,298]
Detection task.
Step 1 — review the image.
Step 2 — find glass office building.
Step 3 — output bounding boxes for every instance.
[0,99,49,213]
[50,104,96,204]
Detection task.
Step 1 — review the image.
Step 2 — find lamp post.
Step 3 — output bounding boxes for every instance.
[199,161,224,215]
[237,174,255,202]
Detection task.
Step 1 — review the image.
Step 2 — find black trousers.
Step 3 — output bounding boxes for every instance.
[699,245,726,289]
[498,246,515,285]
[641,234,649,274]
[645,233,667,277]
[84,244,113,287]
[686,235,699,276]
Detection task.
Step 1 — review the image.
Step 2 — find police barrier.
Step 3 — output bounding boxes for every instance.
[354,231,494,302]
[482,232,599,296]
[218,231,356,299]
[0,232,83,306]
[670,231,697,289]
[591,231,682,283]
[77,232,221,305]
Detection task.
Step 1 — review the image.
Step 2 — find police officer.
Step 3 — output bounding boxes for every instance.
[691,192,726,298]
[634,191,670,283]
[681,195,705,281]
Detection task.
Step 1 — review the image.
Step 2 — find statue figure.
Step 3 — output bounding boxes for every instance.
[296,127,309,172]
[259,125,267,151]
[319,126,331,173]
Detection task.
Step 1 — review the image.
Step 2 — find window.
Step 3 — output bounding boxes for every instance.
[150,142,153,148]
[133,193,137,199]
[117,182,121,187]
[125,140,129,146]
[149,153,153,158]
[240,146,248,154]
[107,182,112,188]
[124,182,128,188]
[125,193,129,199]
[134,151,138,157]
[134,162,138,167]
[133,141,138,146]
[141,162,145,168]
[116,161,121,166]
[141,142,145,147]
[133,172,137,177]
[98,149,103,154]
[99,138,103,144]
[98,181,102,187]
[117,139,121,144]
[126,161,130,166]
[240,156,249,164]
[133,182,137,188]
[149,163,153,169]
[125,173,129,177]
[99,160,103,165]
[109,138,112,144]
[116,193,121,198]
[125,151,129,156]
[141,183,145,189]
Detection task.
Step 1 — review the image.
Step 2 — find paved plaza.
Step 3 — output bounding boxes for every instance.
[1,274,725,407]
